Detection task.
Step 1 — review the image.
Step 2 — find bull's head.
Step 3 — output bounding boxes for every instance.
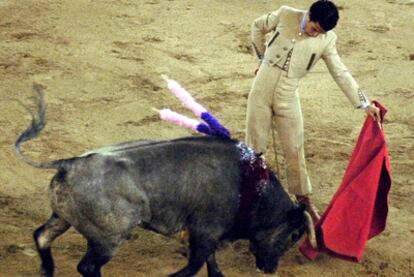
[249,203,316,274]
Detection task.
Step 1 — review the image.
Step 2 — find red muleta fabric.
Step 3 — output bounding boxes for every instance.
[300,101,392,262]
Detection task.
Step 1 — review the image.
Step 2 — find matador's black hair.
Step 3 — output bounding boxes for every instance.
[309,0,339,32]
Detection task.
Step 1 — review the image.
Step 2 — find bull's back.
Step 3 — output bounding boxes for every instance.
[50,137,243,235]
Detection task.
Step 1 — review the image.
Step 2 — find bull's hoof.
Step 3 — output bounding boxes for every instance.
[41,268,54,277]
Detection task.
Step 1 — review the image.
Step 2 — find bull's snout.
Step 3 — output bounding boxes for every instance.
[255,256,278,274]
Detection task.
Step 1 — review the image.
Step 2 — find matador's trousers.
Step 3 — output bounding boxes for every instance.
[245,63,312,195]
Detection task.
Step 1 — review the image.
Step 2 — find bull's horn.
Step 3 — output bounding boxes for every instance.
[304,211,317,248]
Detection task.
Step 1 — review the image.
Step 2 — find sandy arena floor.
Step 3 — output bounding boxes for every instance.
[0,0,413,276]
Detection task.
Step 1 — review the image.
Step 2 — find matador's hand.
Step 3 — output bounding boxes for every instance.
[365,103,381,122]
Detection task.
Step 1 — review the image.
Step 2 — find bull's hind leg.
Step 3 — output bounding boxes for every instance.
[33,213,71,277]
[77,239,119,277]
[207,253,224,277]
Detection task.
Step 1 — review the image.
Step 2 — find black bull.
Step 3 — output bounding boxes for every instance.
[14,86,315,277]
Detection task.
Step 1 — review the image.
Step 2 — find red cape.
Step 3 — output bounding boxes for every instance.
[300,101,392,262]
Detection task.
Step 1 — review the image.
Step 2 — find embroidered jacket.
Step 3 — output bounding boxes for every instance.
[251,5,369,108]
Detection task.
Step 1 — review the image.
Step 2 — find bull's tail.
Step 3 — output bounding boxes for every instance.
[14,85,63,169]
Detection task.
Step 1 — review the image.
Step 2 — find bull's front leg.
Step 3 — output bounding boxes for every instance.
[169,232,219,277]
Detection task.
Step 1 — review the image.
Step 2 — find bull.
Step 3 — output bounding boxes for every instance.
[14,85,316,277]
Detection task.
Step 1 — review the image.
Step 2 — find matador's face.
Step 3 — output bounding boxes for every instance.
[305,20,326,37]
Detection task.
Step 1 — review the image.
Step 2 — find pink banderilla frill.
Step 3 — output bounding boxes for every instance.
[159,109,199,131]
[158,76,230,138]
[163,76,207,117]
